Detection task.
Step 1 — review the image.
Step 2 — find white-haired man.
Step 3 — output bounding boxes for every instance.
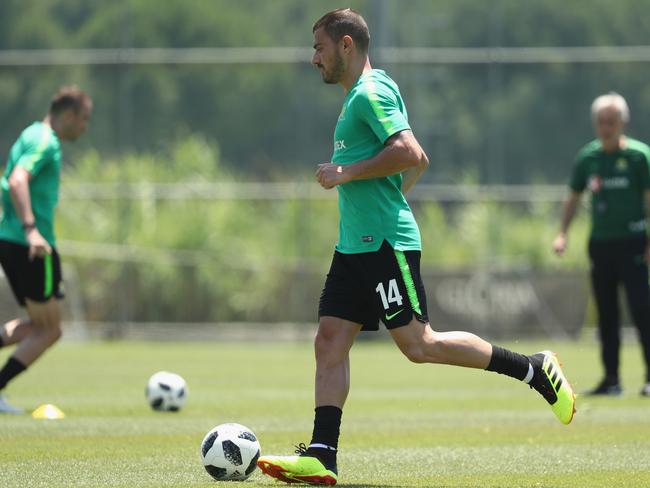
[554,92,650,396]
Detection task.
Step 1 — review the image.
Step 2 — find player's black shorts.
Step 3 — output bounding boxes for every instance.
[319,240,429,331]
[0,239,64,307]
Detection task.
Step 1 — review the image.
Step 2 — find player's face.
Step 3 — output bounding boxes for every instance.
[594,106,624,147]
[312,28,345,84]
[64,103,92,141]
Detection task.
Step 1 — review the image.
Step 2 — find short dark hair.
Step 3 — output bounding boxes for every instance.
[49,85,91,116]
[313,8,370,53]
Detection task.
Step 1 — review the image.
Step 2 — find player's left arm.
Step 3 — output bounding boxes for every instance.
[316,129,428,190]
[639,147,650,262]
[400,132,430,194]
[644,190,650,263]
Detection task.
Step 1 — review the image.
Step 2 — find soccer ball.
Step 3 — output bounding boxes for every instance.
[145,371,187,412]
[200,423,261,481]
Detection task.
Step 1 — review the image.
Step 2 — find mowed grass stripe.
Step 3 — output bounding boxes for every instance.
[1,340,649,487]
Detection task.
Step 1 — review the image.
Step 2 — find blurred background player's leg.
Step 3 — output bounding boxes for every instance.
[13,298,62,365]
[0,318,32,347]
[619,237,650,395]
[0,299,62,412]
[589,239,622,395]
[0,318,33,348]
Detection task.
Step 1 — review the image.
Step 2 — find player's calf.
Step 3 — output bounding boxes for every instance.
[392,322,492,368]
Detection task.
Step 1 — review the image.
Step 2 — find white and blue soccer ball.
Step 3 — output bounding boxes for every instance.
[145,371,187,412]
[200,423,261,481]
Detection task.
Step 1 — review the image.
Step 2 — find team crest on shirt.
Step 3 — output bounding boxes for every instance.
[616,157,628,171]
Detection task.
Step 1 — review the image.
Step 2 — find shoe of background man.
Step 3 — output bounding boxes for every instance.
[257,444,338,486]
[640,383,650,397]
[0,393,24,414]
[528,350,576,425]
[586,378,623,397]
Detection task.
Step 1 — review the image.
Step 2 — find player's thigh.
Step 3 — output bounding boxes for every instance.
[22,248,64,306]
[620,238,650,316]
[0,240,29,306]
[588,240,618,284]
[588,240,619,305]
[365,240,429,330]
[388,317,433,361]
[25,297,61,330]
[319,250,378,331]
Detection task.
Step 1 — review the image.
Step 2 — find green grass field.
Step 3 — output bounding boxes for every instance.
[2,338,650,487]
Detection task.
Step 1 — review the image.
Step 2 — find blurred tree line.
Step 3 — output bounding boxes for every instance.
[56,137,589,323]
[1,0,650,183]
[0,0,633,322]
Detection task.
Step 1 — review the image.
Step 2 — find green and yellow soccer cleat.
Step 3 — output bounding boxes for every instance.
[529,350,576,425]
[257,453,338,486]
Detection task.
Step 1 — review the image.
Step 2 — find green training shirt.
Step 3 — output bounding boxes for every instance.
[570,137,650,240]
[0,122,62,247]
[331,69,421,254]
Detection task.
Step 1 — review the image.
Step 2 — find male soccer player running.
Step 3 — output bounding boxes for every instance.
[258,9,575,485]
[0,86,92,413]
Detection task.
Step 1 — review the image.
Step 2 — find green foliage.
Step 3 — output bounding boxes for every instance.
[2,340,650,487]
[417,199,590,268]
[58,138,337,321]
[55,139,590,323]
[2,1,650,183]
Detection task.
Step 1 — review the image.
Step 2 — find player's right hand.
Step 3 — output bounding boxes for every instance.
[552,233,567,256]
[316,162,348,189]
[26,227,52,260]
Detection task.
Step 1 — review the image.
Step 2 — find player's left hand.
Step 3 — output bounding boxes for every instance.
[316,163,349,189]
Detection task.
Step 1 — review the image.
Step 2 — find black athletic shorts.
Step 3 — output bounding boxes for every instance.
[319,240,429,331]
[0,239,64,307]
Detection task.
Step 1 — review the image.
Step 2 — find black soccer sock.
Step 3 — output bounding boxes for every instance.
[0,356,27,391]
[305,405,342,472]
[486,345,533,383]
[0,335,4,348]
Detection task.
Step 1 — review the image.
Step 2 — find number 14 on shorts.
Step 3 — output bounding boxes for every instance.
[375,279,403,310]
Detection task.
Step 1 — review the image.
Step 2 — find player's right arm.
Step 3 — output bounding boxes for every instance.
[317,81,429,191]
[553,191,581,256]
[317,129,428,190]
[8,165,51,259]
[554,152,587,257]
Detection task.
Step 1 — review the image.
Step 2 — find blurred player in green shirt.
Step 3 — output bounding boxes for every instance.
[257,9,575,485]
[0,86,92,413]
[554,92,650,397]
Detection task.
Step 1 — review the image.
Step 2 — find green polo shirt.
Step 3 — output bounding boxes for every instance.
[331,69,421,254]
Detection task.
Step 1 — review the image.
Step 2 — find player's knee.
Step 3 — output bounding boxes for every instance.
[38,325,62,346]
[49,326,62,344]
[37,318,62,344]
[401,331,444,364]
[314,330,341,364]
[423,331,450,363]
[402,345,428,364]
[314,323,349,366]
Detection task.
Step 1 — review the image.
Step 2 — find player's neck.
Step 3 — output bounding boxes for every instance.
[602,135,626,154]
[340,58,372,94]
[43,114,65,142]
